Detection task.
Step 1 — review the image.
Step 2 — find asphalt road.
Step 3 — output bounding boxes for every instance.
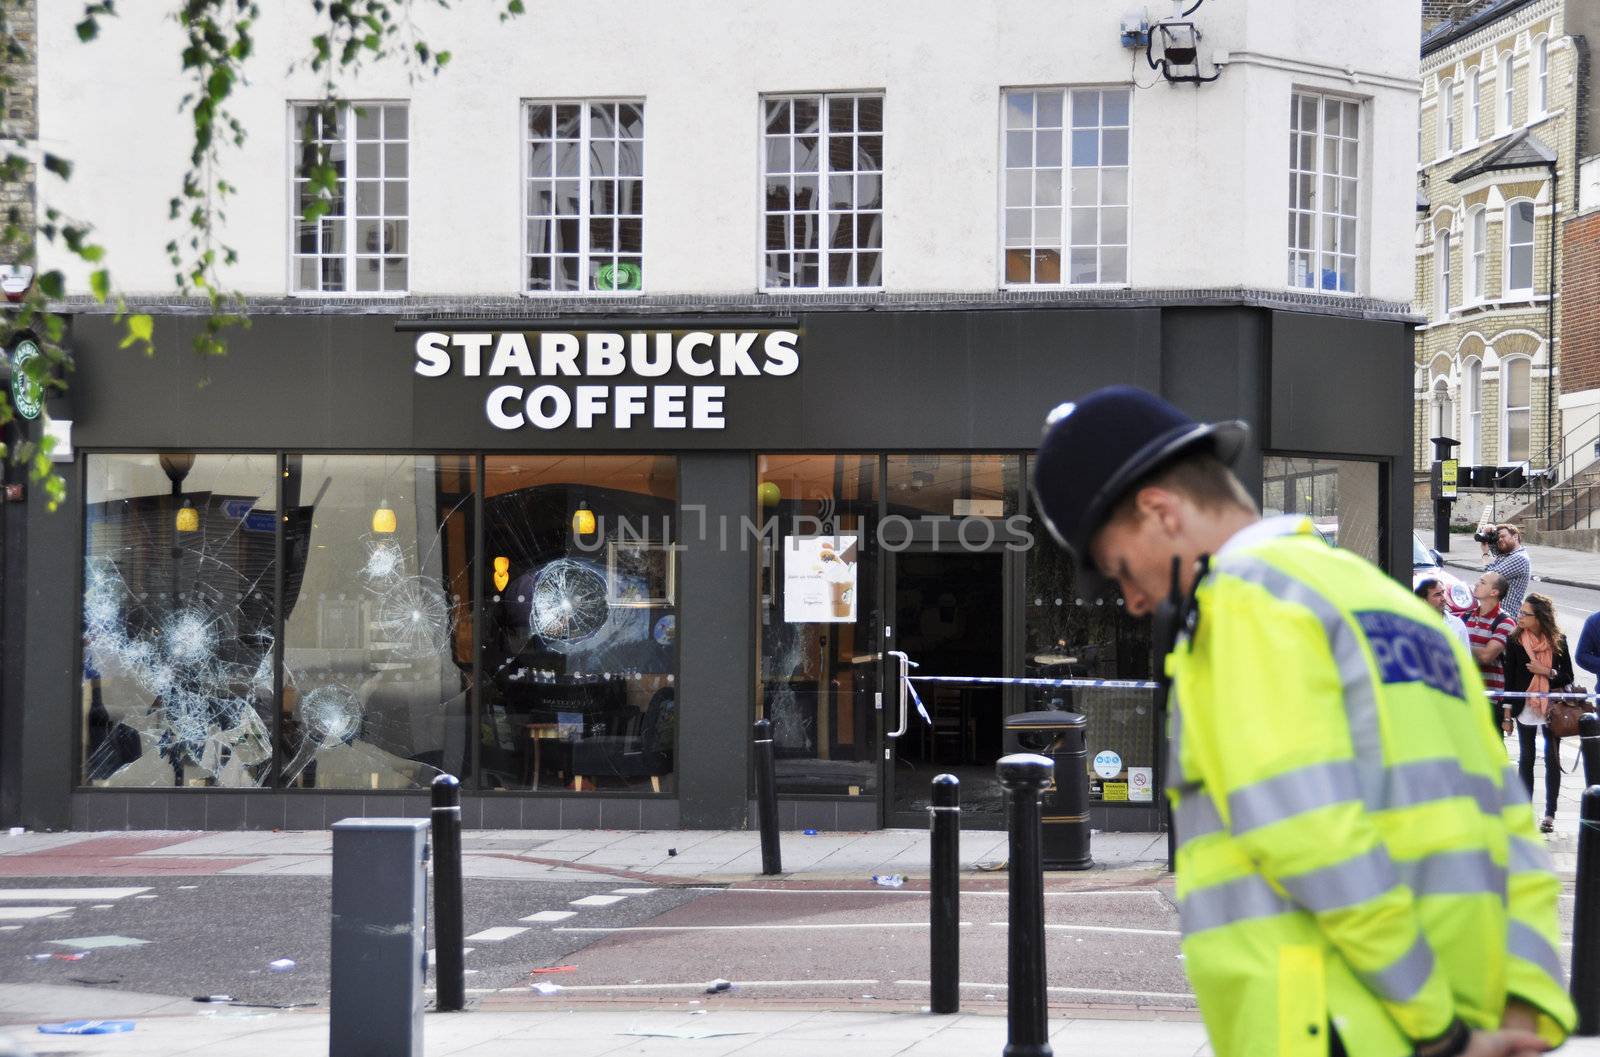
[0,871,1578,1017]
[0,877,697,1008]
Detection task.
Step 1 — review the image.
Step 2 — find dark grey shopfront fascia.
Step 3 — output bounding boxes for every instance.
[0,304,1413,833]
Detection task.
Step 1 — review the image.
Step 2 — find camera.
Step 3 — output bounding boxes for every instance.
[1473,528,1496,544]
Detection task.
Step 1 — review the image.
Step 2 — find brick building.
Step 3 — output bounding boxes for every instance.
[1413,0,1598,525]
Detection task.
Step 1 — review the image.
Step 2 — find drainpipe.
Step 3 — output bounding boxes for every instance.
[1547,159,1558,478]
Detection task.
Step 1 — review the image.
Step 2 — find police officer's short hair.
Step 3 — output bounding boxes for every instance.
[1106,451,1258,525]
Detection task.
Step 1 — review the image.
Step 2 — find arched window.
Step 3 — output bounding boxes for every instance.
[1502,356,1532,462]
[1506,199,1535,294]
[1501,51,1516,130]
[1467,207,1487,301]
[1463,357,1482,464]
[1467,67,1482,143]
[1534,36,1549,115]
[1431,378,1455,442]
[1436,229,1452,318]
[1440,78,1456,155]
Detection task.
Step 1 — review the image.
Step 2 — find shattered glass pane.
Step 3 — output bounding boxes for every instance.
[280,455,474,790]
[83,454,279,788]
[480,456,678,794]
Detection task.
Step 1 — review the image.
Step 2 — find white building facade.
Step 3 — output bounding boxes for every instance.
[38,0,1421,302]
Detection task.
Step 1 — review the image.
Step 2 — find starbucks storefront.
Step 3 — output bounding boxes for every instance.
[0,302,1412,832]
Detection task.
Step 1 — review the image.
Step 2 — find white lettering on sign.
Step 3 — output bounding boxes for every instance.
[415,329,799,432]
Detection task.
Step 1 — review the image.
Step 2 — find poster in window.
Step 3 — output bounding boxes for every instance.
[783,535,858,623]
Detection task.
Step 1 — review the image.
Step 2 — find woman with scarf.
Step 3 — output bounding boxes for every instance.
[1503,592,1575,832]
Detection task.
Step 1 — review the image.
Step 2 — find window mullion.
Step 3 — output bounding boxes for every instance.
[579,104,591,292]
[343,109,356,291]
[819,94,831,290]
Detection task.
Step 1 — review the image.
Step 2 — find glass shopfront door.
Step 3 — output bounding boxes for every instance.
[883,544,1017,828]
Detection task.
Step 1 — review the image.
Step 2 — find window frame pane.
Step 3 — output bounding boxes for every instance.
[1001,86,1129,288]
[760,92,884,291]
[290,101,409,295]
[525,98,646,296]
[1286,91,1360,295]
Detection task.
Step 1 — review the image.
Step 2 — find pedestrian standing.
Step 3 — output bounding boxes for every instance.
[1464,571,1517,734]
[1032,386,1574,1057]
[1415,577,1472,650]
[1483,524,1532,616]
[1576,608,1600,684]
[1503,593,1574,834]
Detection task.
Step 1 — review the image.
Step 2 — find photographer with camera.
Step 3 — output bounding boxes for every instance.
[1478,522,1531,615]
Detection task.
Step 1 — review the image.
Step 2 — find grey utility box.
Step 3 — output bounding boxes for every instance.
[330,817,430,1057]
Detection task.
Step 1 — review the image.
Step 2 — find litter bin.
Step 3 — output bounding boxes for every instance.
[1003,710,1092,870]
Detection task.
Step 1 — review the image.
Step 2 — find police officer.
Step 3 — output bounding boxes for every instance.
[1032,387,1573,1057]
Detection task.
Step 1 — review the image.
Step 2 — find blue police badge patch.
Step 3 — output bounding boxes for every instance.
[1354,610,1464,699]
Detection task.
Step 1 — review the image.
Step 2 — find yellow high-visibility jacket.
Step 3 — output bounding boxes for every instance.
[1167,517,1575,1057]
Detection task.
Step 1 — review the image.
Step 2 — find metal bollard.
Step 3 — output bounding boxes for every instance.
[754,718,782,875]
[330,818,429,1057]
[1573,786,1600,1036]
[430,774,465,1013]
[1580,714,1600,790]
[930,773,961,1015]
[998,753,1055,1057]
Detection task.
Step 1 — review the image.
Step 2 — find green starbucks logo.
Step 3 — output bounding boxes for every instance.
[10,339,41,421]
[596,262,641,292]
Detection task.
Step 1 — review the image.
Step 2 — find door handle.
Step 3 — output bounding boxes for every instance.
[886,650,910,739]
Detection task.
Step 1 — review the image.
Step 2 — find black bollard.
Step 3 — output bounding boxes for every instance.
[1580,714,1600,790]
[930,773,961,1015]
[754,718,782,875]
[1574,785,1600,1035]
[998,753,1055,1057]
[430,773,465,1013]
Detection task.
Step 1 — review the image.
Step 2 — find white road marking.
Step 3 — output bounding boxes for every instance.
[90,905,114,910]
[555,921,971,933]
[610,887,656,894]
[520,911,576,923]
[0,888,151,901]
[896,979,1194,1002]
[689,886,1167,898]
[426,947,474,965]
[528,979,883,992]
[0,925,20,932]
[464,926,528,942]
[0,907,71,921]
[569,895,627,907]
[984,922,1181,937]
[133,894,158,900]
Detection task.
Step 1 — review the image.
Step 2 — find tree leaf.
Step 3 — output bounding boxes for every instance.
[89,269,110,303]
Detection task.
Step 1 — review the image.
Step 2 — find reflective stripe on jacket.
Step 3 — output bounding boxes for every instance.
[1166,519,1575,1057]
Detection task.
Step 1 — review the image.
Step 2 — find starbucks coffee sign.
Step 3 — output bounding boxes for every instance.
[10,338,41,421]
[414,329,799,431]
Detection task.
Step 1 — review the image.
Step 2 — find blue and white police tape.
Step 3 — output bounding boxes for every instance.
[897,672,1600,729]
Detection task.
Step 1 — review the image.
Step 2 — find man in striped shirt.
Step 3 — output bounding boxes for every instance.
[1465,570,1516,732]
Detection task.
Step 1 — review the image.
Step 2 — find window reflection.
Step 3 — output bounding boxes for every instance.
[885,454,1018,517]
[83,454,278,787]
[480,456,678,794]
[1262,455,1381,563]
[1023,536,1154,804]
[757,454,879,797]
[280,455,474,790]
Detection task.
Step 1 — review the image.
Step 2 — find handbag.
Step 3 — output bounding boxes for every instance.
[1545,683,1590,740]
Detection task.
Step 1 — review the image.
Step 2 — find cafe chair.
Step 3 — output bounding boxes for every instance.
[569,686,676,792]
